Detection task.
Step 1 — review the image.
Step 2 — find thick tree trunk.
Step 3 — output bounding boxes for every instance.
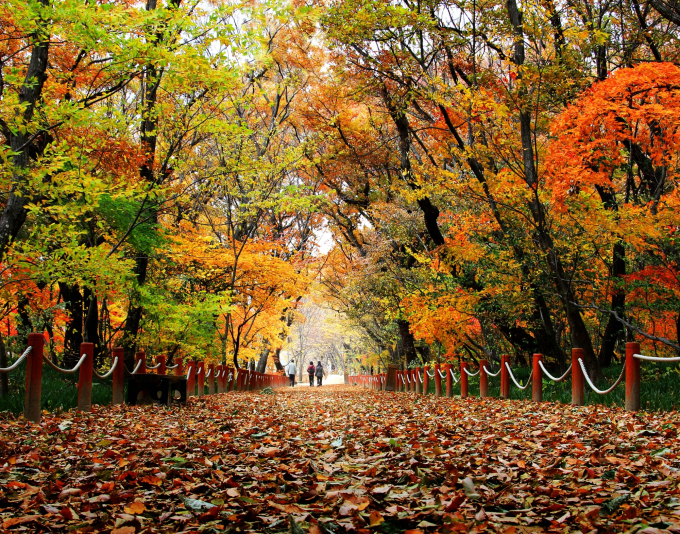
[397,319,418,365]
[0,2,50,263]
[599,241,626,367]
[59,283,83,367]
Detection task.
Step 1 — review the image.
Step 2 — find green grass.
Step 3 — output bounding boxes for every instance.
[406,360,680,411]
[0,364,116,415]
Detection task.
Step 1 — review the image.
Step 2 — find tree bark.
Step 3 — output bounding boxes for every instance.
[397,319,418,365]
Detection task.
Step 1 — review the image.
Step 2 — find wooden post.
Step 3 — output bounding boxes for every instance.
[24,333,44,423]
[157,354,167,375]
[479,359,488,398]
[423,366,430,395]
[460,362,469,398]
[112,347,125,405]
[174,357,183,376]
[571,348,585,406]
[197,362,205,396]
[500,355,510,399]
[187,360,196,397]
[208,364,215,394]
[135,351,147,374]
[626,342,641,411]
[216,365,224,393]
[532,354,543,402]
[434,364,442,396]
[396,371,401,391]
[78,342,94,412]
[414,367,421,394]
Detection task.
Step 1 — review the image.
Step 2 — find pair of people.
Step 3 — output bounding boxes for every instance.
[307,361,325,386]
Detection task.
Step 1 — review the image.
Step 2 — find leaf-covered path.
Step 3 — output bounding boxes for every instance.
[2,386,680,534]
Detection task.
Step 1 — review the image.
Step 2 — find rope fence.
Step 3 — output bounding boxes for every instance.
[351,342,676,412]
[0,333,287,423]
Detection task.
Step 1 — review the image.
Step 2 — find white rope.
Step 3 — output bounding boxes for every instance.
[186,366,193,380]
[131,359,143,374]
[449,367,460,383]
[463,367,480,377]
[0,346,32,373]
[406,373,411,384]
[196,365,203,376]
[418,372,423,383]
[538,360,572,382]
[427,369,435,378]
[147,362,161,369]
[166,363,179,369]
[633,353,680,362]
[205,368,212,378]
[505,362,533,390]
[483,365,500,377]
[228,372,233,382]
[439,368,447,378]
[578,358,626,395]
[94,357,118,379]
[43,353,87,375]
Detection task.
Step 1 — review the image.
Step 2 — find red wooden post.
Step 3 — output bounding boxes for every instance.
[157,354,167,375]
[479,359,488,398]
[532,354,543,402]
[208,364,215,394]
[460,362,469,398]
[187,360,196,397]
[626,342,641,411]
[434,364,442,397]
[197,362,205,397]
[226,366,232,391]
[572,348,585,406]
[112,347,125,405]
[24,333,44,423]
[500,354,510,399]
[174,357,183,376]
[423,366,430,395]
[135,351,147,374]
[78,342,94,412]
[396,371,401,391]
[237,367,243,391]
[445,363,453,397]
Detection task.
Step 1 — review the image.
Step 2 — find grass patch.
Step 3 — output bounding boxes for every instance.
[0,364,117,415]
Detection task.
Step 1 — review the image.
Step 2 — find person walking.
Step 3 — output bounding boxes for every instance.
[286,360,297,387]
[315,361,325,387]
[307,361,315,387]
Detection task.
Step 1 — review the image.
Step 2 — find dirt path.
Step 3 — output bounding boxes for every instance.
[1,386,679,533]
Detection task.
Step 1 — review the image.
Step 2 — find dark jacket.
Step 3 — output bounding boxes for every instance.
[315,364,324,377]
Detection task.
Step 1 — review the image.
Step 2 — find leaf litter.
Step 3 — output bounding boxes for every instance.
[1,385,680,533]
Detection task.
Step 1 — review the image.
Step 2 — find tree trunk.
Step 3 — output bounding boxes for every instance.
[397,319,418,365]
[59,283,83,367]
[0,1,50,263]
[599,241,626,367]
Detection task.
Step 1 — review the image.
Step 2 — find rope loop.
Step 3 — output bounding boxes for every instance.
[147,362,161,370]
[166,363,179,369]
[633,353,680,362]
[94,357,119,380]
[483,365,501,377]
[505,362,533,390]
[449,367,460,383]
[578,358,626,395]
[439,368,447,378]
[0,346,32,373]
[427,369,435,378]
[463,367,480,377]
[538,360,572,382]
[43,353,87,375]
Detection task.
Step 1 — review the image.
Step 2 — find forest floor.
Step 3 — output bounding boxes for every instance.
[1,386,679,534]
